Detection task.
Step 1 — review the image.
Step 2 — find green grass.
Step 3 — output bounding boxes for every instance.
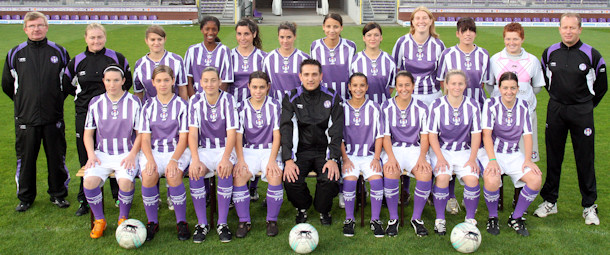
[0,24,609,254]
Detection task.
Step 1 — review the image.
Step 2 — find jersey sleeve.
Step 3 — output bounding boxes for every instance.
[436,50,449,82]
[236,102,245,134]
[220,46,234,83]
[481,98,494,130]
[84,99,98,130]
[280,92,295,161]
[591,48,607,107]
[273,99,281,131]
[184,46,194,78]
[391,36,404,70]
[133,58,144,93]
[178,99,189,133]
[175,55,188,86]
[188,95,200,129]
[470,102,482,134]
[382,102,391,136]
[118,52,133,92]
[225,95,239,130]
[138,101,152,133]
[419,103,429,135]
[132,97,141,132]
[2,51,15,100]
[427,103,440,134]
[522,102,533,135]
[374,104,384,139]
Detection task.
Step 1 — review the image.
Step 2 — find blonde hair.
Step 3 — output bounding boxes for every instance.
[85,23,106,36]
[409,6,439,38]
[560,12,582,28]
[23,11,48,29]
[443,69,468,95]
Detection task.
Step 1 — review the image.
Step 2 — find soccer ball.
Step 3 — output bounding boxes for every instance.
[289,223,319,254]
[450,222,482,253]
[115,219,147,249]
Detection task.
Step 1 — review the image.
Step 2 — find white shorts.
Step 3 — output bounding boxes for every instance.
[196,147,237,178]
[430,149,479,185]
[138,149,192,177]
[84,151,140,184]
[243,147,284,181]
[381,146,427,178]
[412,90,443,106]
[343,154,383,180]
[481,151,531,188]
[518,112,540,162]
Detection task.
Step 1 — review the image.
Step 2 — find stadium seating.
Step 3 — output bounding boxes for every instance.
[61,15,69,20]
[542,17,550,22]
[437,16,446,21]
[12,15,21,20]
[582,17,588,22]
[2,15,10,20]
[475,17,483,21]
[523,17,532,22]
[109,15,118,20]
[80,15,89,20]
[100,15,109,20]
[71,15,79,20]
[495,17,502,22]
[149,15,158,20]
[139,15,148,20]
[504,17,512,22]
[91,15,99,20]
[485,17,493,22]
[129,15,138,20]
[448,16,456,21]
[590,18,598,22]
[119,15,128,20]
[599,18,607,22]
[533,17,541,22]
[514,17,522,22]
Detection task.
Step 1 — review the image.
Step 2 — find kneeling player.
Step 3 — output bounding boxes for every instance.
[481,72,541,236]
[83,64,142,239]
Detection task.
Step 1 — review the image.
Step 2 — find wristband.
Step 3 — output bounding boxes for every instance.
[489,158,496,161]
[171,158,179,163]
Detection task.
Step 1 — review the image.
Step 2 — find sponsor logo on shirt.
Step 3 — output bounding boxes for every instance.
[18,58,26,62]
[79,71,86,76]
[550,62,556,67]
[296,104,303,109]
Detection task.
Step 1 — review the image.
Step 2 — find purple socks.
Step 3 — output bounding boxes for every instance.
[217,175,233,225]
[412,180,432,220]
[484,187,500,218]
[118,189,135,220]
[369,179,383,221]
[141,186,159,223]
[84,187,104,220]
[266,184,283,221]
[232,184,251,222]
[343,180,357,220]
[168,183,187,223]
[384,177,400,220]
[189,178,208,225]
[433,185,449,220]
[463,184,480,220]
[512,185,539,219]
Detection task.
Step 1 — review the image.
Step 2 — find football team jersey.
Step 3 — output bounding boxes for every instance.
[262,48,310,101]
[184,42,233,93]
[138,95,188,153]
[482,97,532,154]
[427,96,482,151]
[230,47,267,102]
[310,38,357,99]
[382,97,428,148]
[350,50,396,104]
[85,92,141,155]
[237,96,281,149]
[343,99,384,157]
[133,51,187,103]
[437,45,491,106]
[392,34,446,95]
[488,48,545,113]
[188,90,238,149]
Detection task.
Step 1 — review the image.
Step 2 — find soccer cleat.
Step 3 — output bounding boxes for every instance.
[217,224,232,242]
[235,222,251,238]
[371,219,386,237]
[464,218,477,226]
[583,204,600,225]
[15,201,32,212]
[117,217,127,226]
[434,219,446,236]
[167,196,174,211]
[385,219,398,237]
[115,199,119,208]
[146,222,159,241]
[533,201,557,218]
[295,208,308,224]
[192,224,210,243]
[338,193,345,209]
[343,219,355,237]
[75,203,89,216]
[262,197,267,208]
[50,197,70,208]
[320,213,332,225]
[90,219,107,239]
[266,221,279,237]
[507,216,529,236]
[176,221,190,241]
[229,200,235,209]
[411,219,428,237]
[486,217,500,235]
[250,187,259,202]
[446,198,460,215]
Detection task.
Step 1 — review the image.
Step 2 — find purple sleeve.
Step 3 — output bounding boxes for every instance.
[481,98,494,130]
[225,95,239,130]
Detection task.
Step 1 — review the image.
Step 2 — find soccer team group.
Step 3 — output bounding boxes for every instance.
[3,6,605,245]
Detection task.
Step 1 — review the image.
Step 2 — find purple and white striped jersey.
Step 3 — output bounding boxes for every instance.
[262,49,310,101]
[310,38,357,99]
[184,42,234,93]
[237,97,281,149]
[382,98,428,148]
[427,96,482,151]
[392,34,446,95]
[133,51,187,103]
[188,90,239,149]
[230,47,267,102]
[138,95,188,153]
[437,45,491,106]
[85,92,141,155]
[482,97,532,154]
[488,48,545,113]
[350,50,396,104]
[343,99,384,157]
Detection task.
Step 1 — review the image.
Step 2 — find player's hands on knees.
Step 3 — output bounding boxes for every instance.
[484,160,501,176]
[464,159,480,175]
[166,160,179,178]
[283,160,299,183]
[370,158,382,173]
[233,159,249,178]
[523,160,541,175]
[85,156,101,169]
[434,157,449,174]
[323,160,340,181]
[383,157,400,175]
[144,159,157,176]
[121,153,137,170]
[217,157,233,179]
[189,160,207,181]
[266,160,282,178]
[413,157,432,175]
[342,158,354,174]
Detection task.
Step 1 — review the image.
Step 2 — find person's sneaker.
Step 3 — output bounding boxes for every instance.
[385,219,398,237]
[583,204,600,225]
[446,198,460,215]
[266,221,278,237]
[343,219,355,237]
[50,197,70,208]
[167,196,174,211]
[217,224,232,242]
[507,216,529,236]
[176,221,190,241]
[146,222,160,241]
[117,217,127,226]
[250,187,259,202]
[434,219,446,236]
[15,201,32,212]
[295,209,308,224]
[338,193,345,209]
[90,219,107,239]
[192,224,209,243]
[370,219,385,237]
[235,222,251,238]
[533,201,557,218]
[486,217,500,235]
[320,213,332,225]
[115,199,119,208]
[411,219,428,237]
[229,200,235,209]
[464,218,477,226]
[75,203,89,216]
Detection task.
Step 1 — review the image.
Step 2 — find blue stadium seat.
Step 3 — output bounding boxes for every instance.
[589,18,598,22]
[533,17,541,22]
[504,17,512,22]
[494,17,502,22]
[485,17,493,22]
[599,18,607,22]
[523,17,531,22]
[448,17,456,21]
[438,17,446,21]
[101,15,109,20]
[542,17,550,22]
[3,14,11,20]
[582,17,588,22]
[475,17,483,21]
[109,15,118,20]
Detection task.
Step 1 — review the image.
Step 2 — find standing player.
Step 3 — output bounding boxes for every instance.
[310,13,357,100]
[428,70,482,235]
[232,71,284,238]
[481,72,542,236]
[188,67,239,243]
[83,64,141,239]
[138,65,191,241]
[185,16,233,97]
[534,13,606,225]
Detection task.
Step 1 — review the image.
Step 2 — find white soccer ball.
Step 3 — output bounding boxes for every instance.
[289,223,319,254]
[450,222,482,253]
[115,219,147,249]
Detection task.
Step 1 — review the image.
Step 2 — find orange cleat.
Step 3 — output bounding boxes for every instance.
[117,217,127,226]
[90,219,107,239]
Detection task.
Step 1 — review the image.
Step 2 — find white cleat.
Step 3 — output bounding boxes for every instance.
[583,204,600,225]
[338,193,345,209]
[446,198,460,215]
[533,201,557,218]
[464,218,478,226]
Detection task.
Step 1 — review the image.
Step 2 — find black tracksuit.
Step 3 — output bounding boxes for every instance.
[280,85,343,214]
[541,40,607,207]
[2,38,70,203]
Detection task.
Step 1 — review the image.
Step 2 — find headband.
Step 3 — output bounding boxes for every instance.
[103,65,124,77]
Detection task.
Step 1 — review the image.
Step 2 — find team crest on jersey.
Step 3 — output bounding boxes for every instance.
[160,106,168,121]
[505,110,513,126]
[328,50,337,65]
[18,58,26,62]
[282,58,290,73]
[584,127,592,136]
[255,111,264,127]
[452,109,461,125]
[464,54,472,70]
[531,151,539,160]
[111,103,119,119]
[324,100,331,108]
[370,60,378,76]
[79,71,86,76]
[579,63,587,71]
[50,56,59,64]
[399,110,408,127]
[353,110,361,126]
[209,107,218,122]
[416,45,424,61]
[205,52,213,66]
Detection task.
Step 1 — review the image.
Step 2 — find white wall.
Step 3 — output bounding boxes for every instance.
[345,0,361,25]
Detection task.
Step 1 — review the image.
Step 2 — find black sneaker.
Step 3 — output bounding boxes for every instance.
[411,219,428,237]
[250,187,259,201]
[217,224,232,242]
[507,216,529,237]
[15,201,32,212]
[193,224,209,243]
[370,219,385,237]
[74,203,89,216]
[295,209,308,224]
[343,219,355,237]
[235,222,251,238]
[50,197,70,208]
[385,219,398,237]
[266,221,278,237]
[146,222,160,241]
[320,213,332,225]
[177,221,190,241]
[486,217,500,235]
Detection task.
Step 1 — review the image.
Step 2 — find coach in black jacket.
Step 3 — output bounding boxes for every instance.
[281,59,343,225]
[2,12,71,212]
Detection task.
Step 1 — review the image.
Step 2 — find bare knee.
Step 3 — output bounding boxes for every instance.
[166,174,183,187]
[83,177,102,190]
[233,173,252,187]
[483,175,501,191]
[141,174,159,188]
[118,178,134,192]
[462,176,479,187]
[435,175,450,188]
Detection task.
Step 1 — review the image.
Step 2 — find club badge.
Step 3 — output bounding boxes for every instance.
[111,103,119,119]
[584,127,592,136]
[324,100,331,108]
[210,106,218,122]
[204,52,213,66]
[399,110,408,127]
[370,60,378,76]
[464,54,472,70]
[255,111,263,128]
[505,109,513,126]
[160,105,168,121]
[328,49,336,65]
[242,56,249,71]
[282,57,290,73]
[416,45,424,61]
[353,109,361,126]
[452,109,461,125]
[50,56,58,64]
